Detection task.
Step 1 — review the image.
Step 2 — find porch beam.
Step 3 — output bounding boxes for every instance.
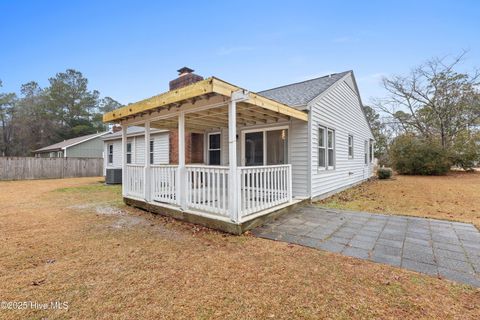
[104,78,307,124]
[119,96,229,127]
[212,78,308,121]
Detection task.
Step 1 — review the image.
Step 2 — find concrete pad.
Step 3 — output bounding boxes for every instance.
[253,205,480,287]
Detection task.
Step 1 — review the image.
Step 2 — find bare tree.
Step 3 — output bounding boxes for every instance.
[375,52,480,148]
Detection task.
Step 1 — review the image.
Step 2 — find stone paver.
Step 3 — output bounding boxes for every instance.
[252,206,480,287]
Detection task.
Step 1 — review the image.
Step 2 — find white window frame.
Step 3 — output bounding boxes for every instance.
[364,140,368,165]
[108,144,113,164]
[318,126,335,170]
[327,128,335,170]
[126,142,132,164]
[240,125,289,166]
[348,135,354,159]
[149,139,154,165]
[207,132,221,165]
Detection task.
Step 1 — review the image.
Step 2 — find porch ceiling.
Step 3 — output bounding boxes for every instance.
[102,77,308,126]
[147,101,293,131]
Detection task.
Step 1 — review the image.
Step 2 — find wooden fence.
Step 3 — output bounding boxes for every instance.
[0,157,103,181]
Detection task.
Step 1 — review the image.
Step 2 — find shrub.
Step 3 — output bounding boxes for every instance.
[389,135,451,175]
[377,167,393,179]
[450,131,480,171]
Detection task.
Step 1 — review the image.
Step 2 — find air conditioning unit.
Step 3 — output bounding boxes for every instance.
[106,168,122,184]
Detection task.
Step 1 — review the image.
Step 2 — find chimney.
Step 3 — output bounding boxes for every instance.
[169,67,204,90]
[112,125,122,133]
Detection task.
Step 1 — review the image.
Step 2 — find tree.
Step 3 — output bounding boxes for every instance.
[0,80,17,156]
[13,82,57,155]
[363,105,389,164]
[376,52,480,149]
[450,130,480,171]
[46,69,101,139]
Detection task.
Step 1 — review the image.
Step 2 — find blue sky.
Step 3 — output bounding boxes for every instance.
[1,0,479,106]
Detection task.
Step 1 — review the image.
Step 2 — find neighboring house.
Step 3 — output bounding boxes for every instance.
[102,126,170,177]
[34,132,109,158]
[102,67,375,234]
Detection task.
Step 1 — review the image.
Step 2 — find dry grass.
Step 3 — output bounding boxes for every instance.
[0,177,479,319]
[318,171,480,229]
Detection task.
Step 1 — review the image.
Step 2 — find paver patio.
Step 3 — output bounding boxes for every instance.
[252,206,480,287]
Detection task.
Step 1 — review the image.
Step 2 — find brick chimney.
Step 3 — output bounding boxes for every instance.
[169,67,204,90]
[112,124,122,133]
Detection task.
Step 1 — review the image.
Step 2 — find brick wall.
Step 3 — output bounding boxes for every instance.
[169,129,201,164]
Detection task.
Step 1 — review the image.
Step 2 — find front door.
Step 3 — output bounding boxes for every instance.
[243,128,288,166]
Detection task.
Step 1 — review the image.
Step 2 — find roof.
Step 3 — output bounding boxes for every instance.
[35,132,109,153]
[258,71,351,108]
[102,126,168,141]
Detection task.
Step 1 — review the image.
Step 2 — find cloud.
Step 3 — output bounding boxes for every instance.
[217,46,254,56]
[333,36,360,44]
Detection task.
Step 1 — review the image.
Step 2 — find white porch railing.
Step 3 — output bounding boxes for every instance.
[186,165,229,217]
[151,165,178,205]
[124,164,144,199]
[238,164,292,218]
[124,164,292,222]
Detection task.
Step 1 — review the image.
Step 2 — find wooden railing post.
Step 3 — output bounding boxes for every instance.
[122,125,127,197]
[287,164,292,202]
[144,121,151,202]
[178,112,187,210]
[228,99,238,222]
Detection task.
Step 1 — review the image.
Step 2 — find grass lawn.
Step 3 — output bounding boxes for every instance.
[318,171,480,229]
[0,177,479,319]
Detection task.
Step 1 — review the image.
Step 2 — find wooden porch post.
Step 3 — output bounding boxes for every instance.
[228,99,238,222]
[144,120,151,202]
[178,112,187,209]
[121,124,127,197]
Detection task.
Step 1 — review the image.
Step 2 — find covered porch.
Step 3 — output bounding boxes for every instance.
[103,77,308,232]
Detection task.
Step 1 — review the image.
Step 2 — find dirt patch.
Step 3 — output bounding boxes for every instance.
[318,171,480,228]
[0,177,479,319]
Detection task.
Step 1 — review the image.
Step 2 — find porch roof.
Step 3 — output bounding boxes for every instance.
[102,77,308,129]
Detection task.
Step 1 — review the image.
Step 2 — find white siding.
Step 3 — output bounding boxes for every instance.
[103,132,169,170]
[309,74,374,198]
[289,118,309,197]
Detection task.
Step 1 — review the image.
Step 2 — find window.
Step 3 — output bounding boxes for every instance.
[208,133,221,165]
[318,126,335,169]
[126,142,132,164]
[108,144,113,164]
[244,128,288,166]
[57,151,63,158]
[369,139,374,163]
[327,129,335,168]
[364,141,368,165]
[348,135,354,159]
[149,140,154,165]
[318,127,326,168]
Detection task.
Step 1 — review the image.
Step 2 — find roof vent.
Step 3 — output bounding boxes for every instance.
[169,67,204,90]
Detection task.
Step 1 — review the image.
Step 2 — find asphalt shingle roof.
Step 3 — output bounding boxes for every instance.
[258,71,351,108]
[102,126,168,140]
[35,132,108,152]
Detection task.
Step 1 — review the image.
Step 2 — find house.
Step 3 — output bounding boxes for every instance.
[102,67,375,234]
[34,132,109,158]
[102,126,170,179]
